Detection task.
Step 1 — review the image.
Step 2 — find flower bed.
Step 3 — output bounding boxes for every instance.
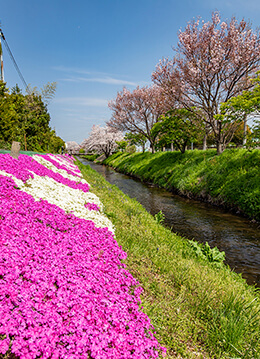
[0,153,164,358]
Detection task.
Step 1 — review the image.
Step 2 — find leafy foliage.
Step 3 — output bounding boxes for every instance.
[115,139,128,152]
[0,81,64,152]
[154,210,165,224]
[125,132,147,152]
[125,144,136,154]
[218,74,260,148]
[151,108,203,153]
[188,240,225,267]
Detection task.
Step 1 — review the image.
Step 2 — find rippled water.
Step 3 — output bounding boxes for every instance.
[79,158,260,287]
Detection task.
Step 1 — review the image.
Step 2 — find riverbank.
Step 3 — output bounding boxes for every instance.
[77,159,260,359]
[93,148,260,222]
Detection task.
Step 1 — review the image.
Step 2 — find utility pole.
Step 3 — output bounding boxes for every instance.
[0,30,4,82]
[0,28,4,82]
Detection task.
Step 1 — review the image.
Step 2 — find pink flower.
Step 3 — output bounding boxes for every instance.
[0,154,165,358]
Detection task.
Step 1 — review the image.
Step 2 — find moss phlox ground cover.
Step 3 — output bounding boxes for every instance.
[0,153,165,358]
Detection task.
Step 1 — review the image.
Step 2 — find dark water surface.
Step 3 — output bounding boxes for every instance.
[79,158,260,287]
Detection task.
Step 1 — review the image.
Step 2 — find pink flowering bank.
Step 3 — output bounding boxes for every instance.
[0,154,165,358]
[37,154,82,178]
[0,153,89,192]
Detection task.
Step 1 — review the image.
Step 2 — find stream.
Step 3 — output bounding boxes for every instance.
[79,158,260,287]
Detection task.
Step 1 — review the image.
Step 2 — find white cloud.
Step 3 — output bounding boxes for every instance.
[63,76,137,86]
[54,97,108,107]
[53,66,138,86]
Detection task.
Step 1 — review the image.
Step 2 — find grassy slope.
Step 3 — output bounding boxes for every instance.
[0,150,47,156]
[102,148,260,221]
[77,160,260,359]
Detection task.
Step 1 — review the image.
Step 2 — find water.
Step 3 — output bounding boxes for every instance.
[79,158,260,287]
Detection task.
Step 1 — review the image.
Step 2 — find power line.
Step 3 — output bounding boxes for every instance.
[0,28,29,92]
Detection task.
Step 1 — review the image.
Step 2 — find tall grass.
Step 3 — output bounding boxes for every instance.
[103,148,260,221]
[77,160,260,359]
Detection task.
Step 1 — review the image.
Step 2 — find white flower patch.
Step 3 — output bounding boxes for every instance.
[48,154,81,174]
[24,174,113,233]
[1,155,114,232]
[1,169,113,233]
[32,155,87,184]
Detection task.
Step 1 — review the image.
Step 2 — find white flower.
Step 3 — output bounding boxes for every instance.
[0,156,114,233]
[33,155,83,183]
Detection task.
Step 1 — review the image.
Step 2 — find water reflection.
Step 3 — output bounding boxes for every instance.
[79,159,260,287]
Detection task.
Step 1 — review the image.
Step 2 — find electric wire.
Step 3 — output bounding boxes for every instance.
[0,28,30,93]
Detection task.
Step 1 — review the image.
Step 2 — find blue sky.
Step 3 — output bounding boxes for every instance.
[1,0,260,144]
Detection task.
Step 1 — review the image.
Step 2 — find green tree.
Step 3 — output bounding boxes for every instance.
[218,74,260,148]
[0,82,20,145]
[229,122,251,147]
[125,132,147,152]
[116,140,128,152]
[151,109,203,153]
[0,81,64,152]
[23,93,52,151]
[48,129,65,153]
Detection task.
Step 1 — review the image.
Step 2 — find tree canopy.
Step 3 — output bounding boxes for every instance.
[151,109,203,153]
[0,81,64,153]
[108,85,169,153]
[217,74,260,147]
[152,12,260,153]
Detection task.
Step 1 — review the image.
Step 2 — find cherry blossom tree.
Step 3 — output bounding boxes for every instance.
[65,141,80,154]
[81,125,123,158]
[108,85,170,153]
[152,12,260,154]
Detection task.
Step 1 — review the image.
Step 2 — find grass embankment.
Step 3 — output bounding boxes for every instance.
[0,149,47,156]
[99,148,260,222]
[77,159,260,359]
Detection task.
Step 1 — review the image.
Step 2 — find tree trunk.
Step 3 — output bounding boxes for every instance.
[203,134,207,151]
[180,142,188,154]
[216,141,223,155]
[171,142,174,151]
[24,133,27,151]
[243,116,247,146]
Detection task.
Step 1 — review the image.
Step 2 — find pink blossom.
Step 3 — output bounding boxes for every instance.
[0,154,165,358]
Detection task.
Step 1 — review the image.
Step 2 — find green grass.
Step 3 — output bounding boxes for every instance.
[103,148,260,221]
[81,153,100,161]
[0,149,47,156]
[77,159,260,359]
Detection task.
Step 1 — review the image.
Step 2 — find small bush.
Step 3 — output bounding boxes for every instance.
[126,145,136,153]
